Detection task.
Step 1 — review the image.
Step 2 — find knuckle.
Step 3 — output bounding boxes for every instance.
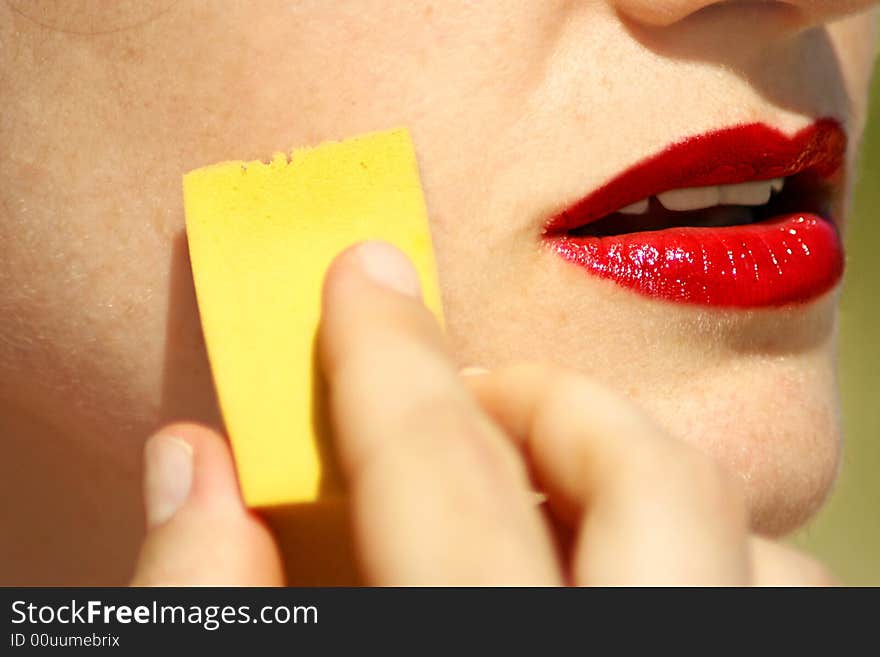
[345,389,525,495]
[528,364,598,417]
[506,360,577,388]
[401,394,525,486]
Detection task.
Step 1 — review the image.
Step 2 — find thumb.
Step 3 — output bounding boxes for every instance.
[130,423,284,586]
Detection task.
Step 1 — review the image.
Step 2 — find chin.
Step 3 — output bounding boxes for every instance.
[639,355,842,537]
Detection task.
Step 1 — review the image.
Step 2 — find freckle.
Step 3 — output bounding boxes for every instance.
[555,309,572,324]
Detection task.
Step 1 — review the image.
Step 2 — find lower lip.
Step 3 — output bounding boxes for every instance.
[550,214,843,307]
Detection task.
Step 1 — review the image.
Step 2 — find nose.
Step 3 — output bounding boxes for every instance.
[612,0,877,28]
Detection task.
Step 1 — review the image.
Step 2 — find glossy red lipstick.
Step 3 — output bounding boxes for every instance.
[544,120,846,307]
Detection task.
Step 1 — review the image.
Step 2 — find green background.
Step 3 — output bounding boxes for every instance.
[791,50,879,585]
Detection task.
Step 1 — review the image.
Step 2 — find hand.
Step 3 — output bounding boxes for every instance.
[131,241,835,586]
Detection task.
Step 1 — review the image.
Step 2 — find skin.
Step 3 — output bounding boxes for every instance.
[133,243,834,586]
[1,1,878,585]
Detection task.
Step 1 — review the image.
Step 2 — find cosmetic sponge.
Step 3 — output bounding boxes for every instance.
[183,128,443,514]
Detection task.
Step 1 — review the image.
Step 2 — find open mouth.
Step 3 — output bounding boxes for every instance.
[543,120,846,308]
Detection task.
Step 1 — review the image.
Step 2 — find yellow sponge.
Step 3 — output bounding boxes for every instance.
[183,128,443,512]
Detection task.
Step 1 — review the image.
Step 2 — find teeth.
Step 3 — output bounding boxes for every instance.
[658,186,720,212]
[718,180,774,206]
[618,198,650,215]
[616,177,786,216]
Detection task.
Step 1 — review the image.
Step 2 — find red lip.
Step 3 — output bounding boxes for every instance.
[544,120,846,307]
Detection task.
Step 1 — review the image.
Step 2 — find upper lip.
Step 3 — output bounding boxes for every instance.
[543,118,847,236]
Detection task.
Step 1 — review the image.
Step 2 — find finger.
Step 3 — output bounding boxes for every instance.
[319,241,560,585]
[465,364,751,586]
[749,537,838,587]
[131,423,284,586]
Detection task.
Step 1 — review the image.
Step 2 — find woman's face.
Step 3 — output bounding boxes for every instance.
[1,1,878,584]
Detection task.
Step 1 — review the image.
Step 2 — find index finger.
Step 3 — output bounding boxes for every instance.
[319,241,560,585]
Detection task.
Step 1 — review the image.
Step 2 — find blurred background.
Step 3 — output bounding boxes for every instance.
[791,48,879,585]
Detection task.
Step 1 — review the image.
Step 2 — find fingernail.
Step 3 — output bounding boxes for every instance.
[460,366,490,377]
[355,241,421,298]
[143,434,193,528]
